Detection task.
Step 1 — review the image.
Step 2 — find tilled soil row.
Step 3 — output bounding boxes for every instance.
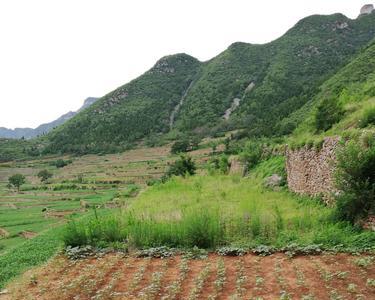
[2,253,374,300]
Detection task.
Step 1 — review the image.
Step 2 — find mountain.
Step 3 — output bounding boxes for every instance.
[0,97,98,139]
[46,54,201,153]
[41,9,375,154]
[176,12,375,136]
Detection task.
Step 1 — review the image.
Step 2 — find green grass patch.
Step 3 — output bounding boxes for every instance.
[62,174,375,251]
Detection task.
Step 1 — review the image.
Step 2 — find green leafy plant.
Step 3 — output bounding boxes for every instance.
[136,246,175,258]
[217,246,247,256]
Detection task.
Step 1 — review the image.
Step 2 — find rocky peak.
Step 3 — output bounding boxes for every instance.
[359,4,374,16]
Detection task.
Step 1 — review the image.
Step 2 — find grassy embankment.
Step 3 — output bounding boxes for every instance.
[63,156,375,251]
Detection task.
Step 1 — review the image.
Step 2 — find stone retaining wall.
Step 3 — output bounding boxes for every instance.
[286,137,340,202]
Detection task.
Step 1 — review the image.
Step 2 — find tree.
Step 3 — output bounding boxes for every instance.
[8,174,26,192]
[37,169,53,183]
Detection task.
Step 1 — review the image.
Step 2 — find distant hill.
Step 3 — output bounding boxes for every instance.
[43,10,375,154]
[0,97,98,139]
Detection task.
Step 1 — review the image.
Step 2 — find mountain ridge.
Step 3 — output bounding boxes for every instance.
[43,10,375,154]
[0,97,98,139]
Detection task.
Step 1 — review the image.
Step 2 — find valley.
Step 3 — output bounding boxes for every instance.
[0,4,374,299]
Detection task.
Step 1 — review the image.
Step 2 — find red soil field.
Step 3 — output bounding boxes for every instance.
[2,253,374,299]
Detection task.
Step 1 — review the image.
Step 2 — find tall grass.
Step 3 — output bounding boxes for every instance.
[62,174,375,251]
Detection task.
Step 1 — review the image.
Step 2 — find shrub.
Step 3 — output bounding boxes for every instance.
[359,106,375,128]
[163,155,196,181]
[315,98,344,132]
[50,159,72,168]
[334,139,375,224]
[171,139,190,154]
[8,174,26,191]
[170,137,201,154]
[37,169,53,183]
[240,141,262,169]
[208,154,229,174]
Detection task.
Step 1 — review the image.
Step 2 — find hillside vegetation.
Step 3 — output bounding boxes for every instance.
[40,12,375,154]
[45,54,201,154]
[289,39,375,146]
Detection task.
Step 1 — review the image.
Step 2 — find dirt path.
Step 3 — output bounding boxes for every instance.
[1,253,374,300]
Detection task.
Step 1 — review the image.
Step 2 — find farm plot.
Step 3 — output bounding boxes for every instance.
[1,145,209,254]
[2,253,374,300]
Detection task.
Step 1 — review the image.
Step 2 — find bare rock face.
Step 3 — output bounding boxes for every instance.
[286,137,340,203]
[223,98,241,120]
[360,4,374,16]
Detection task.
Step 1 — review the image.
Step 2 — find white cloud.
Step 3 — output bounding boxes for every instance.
[0,0,367,128]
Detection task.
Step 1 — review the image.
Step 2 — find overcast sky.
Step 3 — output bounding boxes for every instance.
[0,0,370,129]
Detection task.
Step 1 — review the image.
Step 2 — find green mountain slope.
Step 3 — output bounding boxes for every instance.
[46,54,201,153]
[289,38,375,144]
[176,13,375,136]
[44,11,375,154]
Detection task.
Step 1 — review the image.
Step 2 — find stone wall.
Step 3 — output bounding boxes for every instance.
[286,137,340,202]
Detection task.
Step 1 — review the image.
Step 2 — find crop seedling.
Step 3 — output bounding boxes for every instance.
[139,260,167,300]
[354,256,374,268]
[335,271,349,280]
[209,258,226,299]
[292,261,306,287]
[188,262,211,300]
[347,283,357,293]
[128,258,150,295]
[162,258,190,300]
[232,258,247,298]
[367,278,375,287]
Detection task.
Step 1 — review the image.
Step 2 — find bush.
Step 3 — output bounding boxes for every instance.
[37,169,53,183]
[359,106,375,128]
[240,141,262,169]
[315,98,344,132]
[163,155,196,181]
[334,138,375,224]
[50,159,72,168]
[171,139,190,154]
[208,154,229,174]
[170,137,201,154]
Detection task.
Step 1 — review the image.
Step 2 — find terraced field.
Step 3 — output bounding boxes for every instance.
[2,253,374,300]
[0,145,212,254]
